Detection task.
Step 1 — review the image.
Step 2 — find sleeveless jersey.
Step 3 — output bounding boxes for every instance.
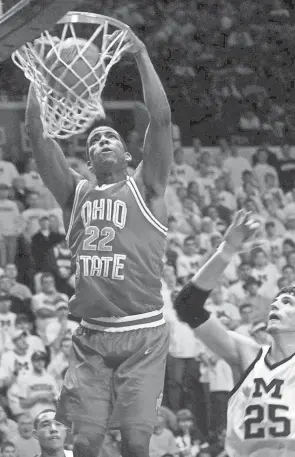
[66,176,167,318]
[226,346,295,457]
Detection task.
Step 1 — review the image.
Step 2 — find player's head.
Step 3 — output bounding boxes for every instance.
[86,126,131,177]
[267,286,295,334]
[34,409,67,451]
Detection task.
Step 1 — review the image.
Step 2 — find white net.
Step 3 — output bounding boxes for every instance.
[12,13,131,139]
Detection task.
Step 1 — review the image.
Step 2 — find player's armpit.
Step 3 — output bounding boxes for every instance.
[25,85,77,209]
[195,316,260,370]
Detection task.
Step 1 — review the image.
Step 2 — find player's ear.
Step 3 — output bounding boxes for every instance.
[33,428,38,439]
[125,152,132,163]
[87,160,93,171]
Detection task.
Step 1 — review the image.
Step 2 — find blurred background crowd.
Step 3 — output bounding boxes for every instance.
[0,0,295,456]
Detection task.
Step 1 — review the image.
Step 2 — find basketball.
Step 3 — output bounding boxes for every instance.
[44,37,103,99]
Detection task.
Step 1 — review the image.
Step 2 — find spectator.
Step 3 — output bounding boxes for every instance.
[32,273,68,342]
[170,147,196,188]
[18,351,59,419]
[48,337,72,390]
[0,183,22,267]
[0,329,33,391]
[223,143,251,189]
[175,409,202,457]
[31,216,64,275]
[45,300,78,351]
[0,402,18,443]
[0,293,16,349]
[4,264,32,302]
[21,191,48,241]
[250,247,280,299]
[0,148,19,188]
[149,409,179,457]
[235,303,254,336]
[241,276,271,323]
[13,413,41,457]
[176,236,203,284]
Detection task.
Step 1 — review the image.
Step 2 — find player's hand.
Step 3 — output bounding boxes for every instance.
[223,209,261,252]
[124,29,146,54]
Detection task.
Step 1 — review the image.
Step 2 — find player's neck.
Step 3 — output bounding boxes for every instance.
[270,334,295,362]
[41,449,66,457]
[96,170,127,186]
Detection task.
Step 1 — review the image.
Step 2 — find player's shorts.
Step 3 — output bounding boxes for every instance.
[55,310,169,433]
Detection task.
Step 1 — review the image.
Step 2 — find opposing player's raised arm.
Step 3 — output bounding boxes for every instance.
[25,84,80,210]
[174,210,261,369]
[127,31,173,195]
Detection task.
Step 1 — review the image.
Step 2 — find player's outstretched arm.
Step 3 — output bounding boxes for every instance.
[25,84,79,211]
[174,210,261,369]
[126,31,173,196]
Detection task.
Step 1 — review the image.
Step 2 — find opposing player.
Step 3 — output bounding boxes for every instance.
[25,29,173,457]
[174,209,295,457]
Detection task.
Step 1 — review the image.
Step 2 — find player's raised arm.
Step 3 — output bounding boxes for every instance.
[25,84,79,210]
[174,210,261,370]
[127,31,173,195]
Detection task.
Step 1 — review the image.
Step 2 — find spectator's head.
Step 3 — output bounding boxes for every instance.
[244,198,257,213]
[49,214,60,232]
[201,217,213,234]
[173,147,184,165]
[183,236,197,256]
[0,294,12,314]
[206,205,219,221]
[256,147,269,164]
[41,273,56,294]
[1,442,17,457]
[251,248,268,268]
[12,328,29,352]
[282,239,295,258]
[176,409,194,434]
[230,143,238,157]
[239,303,253,324]
[34,410,67,452]
[198,444,212,457]
[39,215,50,231]
[281,143,291,158]
[285,214,295,231]
[14,314,33,334]
[243,277,262,296]
[187,181,200,197]
[0,275,12,293]
[237,262,251,282]
[17,413,34,439]
[282,269,295,292]
[242,170,253,185]
[26,191,41,208]
[4,264,18,282]
[31,351,47,373]
[200,150,212,166]
[250,322,271,345]
[60,338,72,357]
[265,221,276,237]
[278,276,289,290]
[0,183,9,200]
[163,264,177,289]
[55,301,69,321]
[153,410,166,434]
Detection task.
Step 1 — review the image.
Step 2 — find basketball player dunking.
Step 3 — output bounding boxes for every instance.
[25,29,173,457]
[174,209,295,457]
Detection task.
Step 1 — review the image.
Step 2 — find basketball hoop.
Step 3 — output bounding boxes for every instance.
[12,12,131,139]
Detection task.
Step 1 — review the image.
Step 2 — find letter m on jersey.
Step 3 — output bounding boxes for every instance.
[252,378,284,399]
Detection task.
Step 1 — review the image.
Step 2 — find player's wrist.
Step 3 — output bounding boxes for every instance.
[217,240,239,262]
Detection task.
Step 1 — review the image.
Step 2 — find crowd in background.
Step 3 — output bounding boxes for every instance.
[0,0,295,456]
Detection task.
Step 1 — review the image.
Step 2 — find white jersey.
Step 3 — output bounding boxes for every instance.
[227,346,295,457]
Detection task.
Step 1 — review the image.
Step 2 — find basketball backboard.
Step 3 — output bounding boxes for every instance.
[0,0,87,62]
